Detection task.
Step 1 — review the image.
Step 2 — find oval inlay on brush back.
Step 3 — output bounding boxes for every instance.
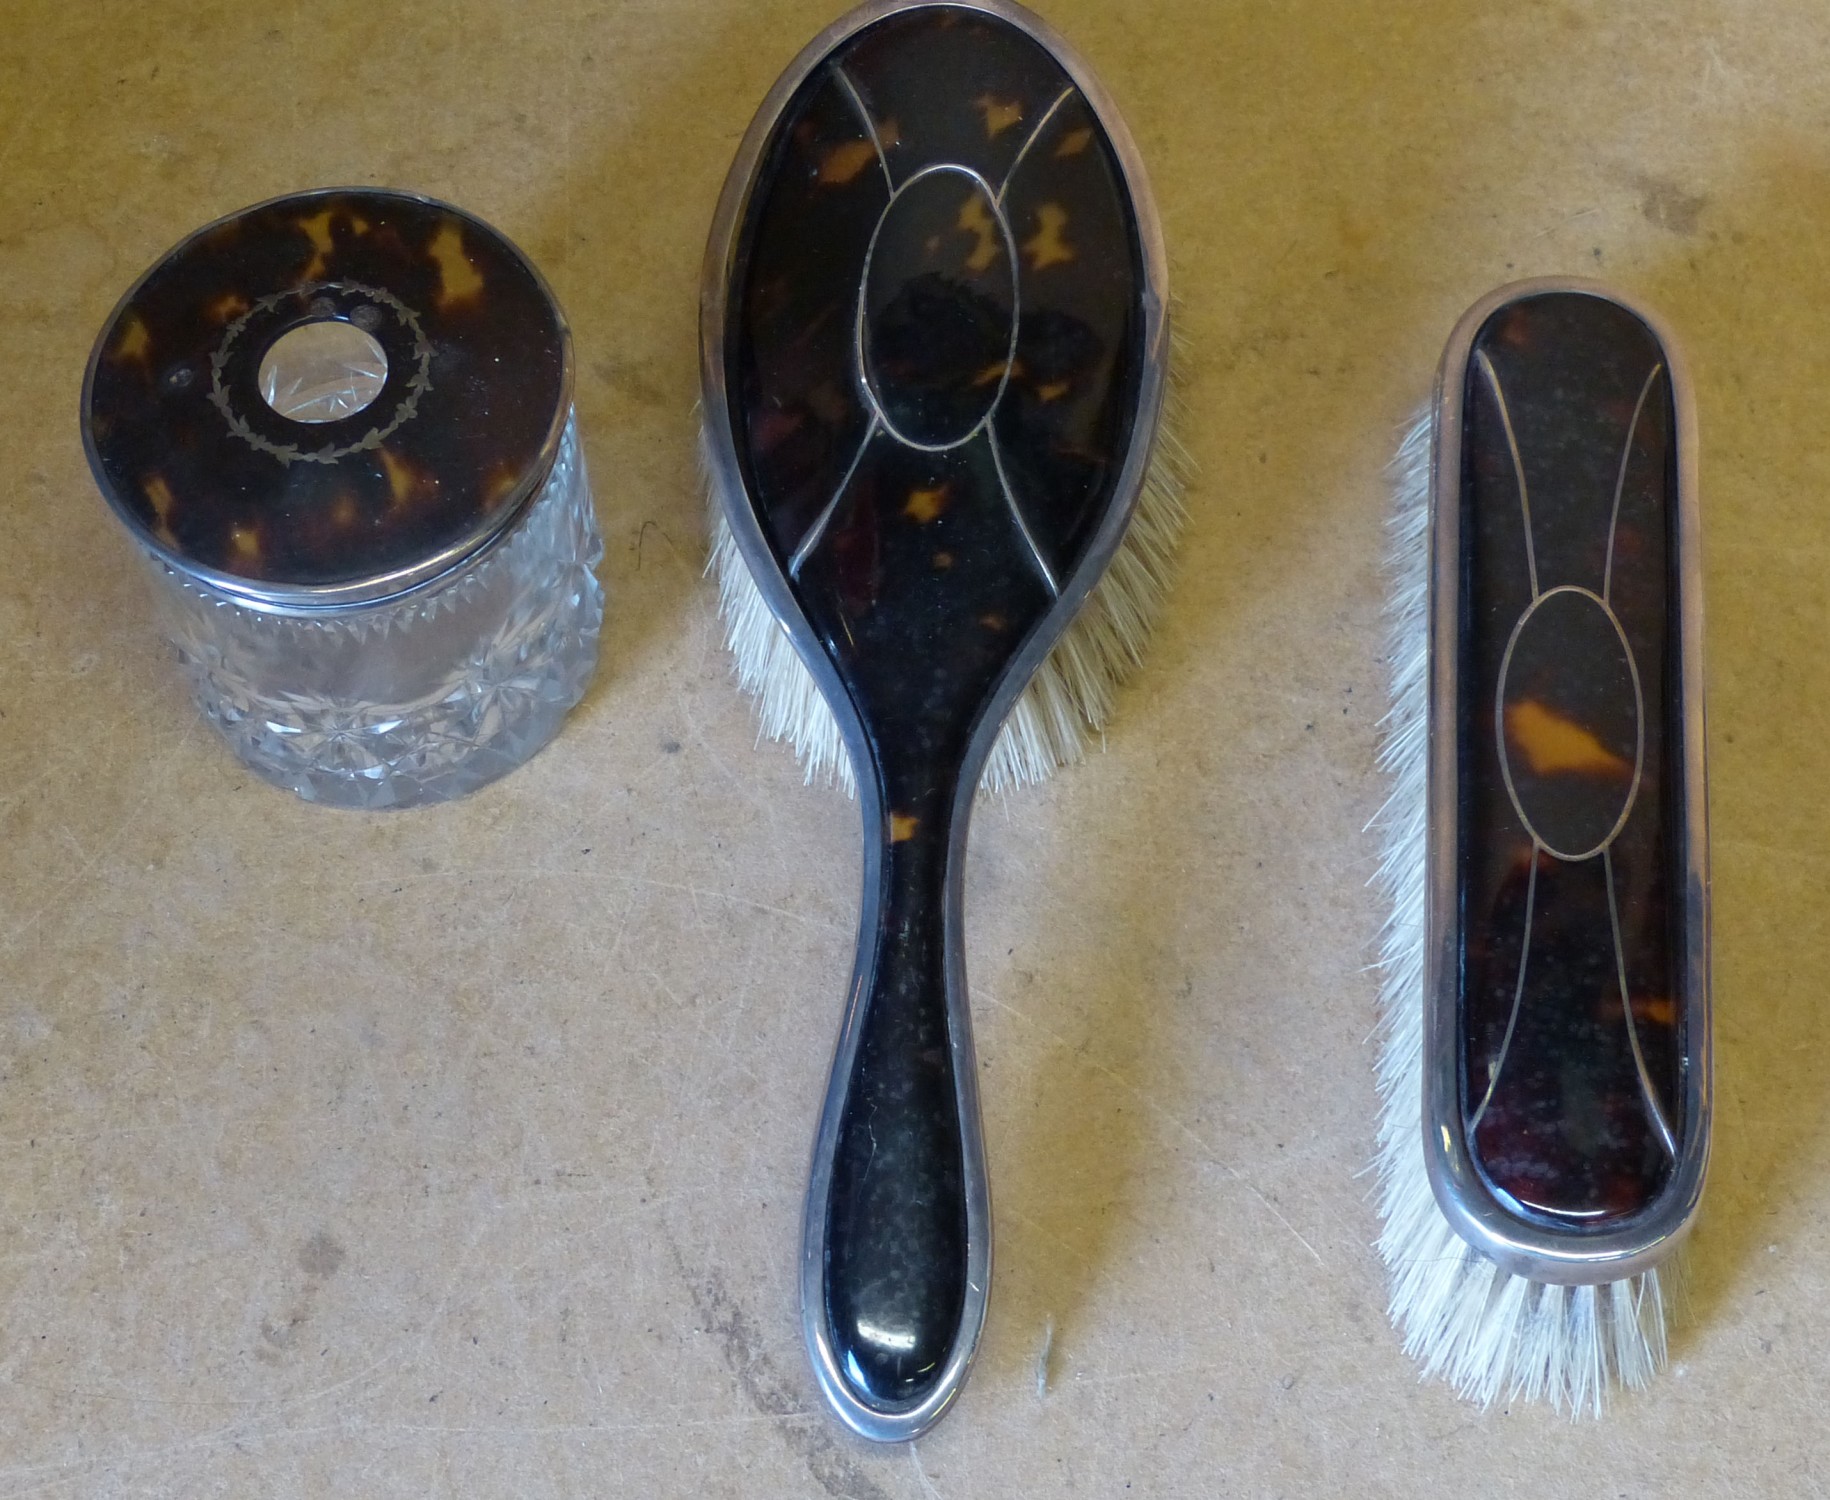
[859,165,1018,449]
[1457,293,1684,1224]
[1496,586,1644,862]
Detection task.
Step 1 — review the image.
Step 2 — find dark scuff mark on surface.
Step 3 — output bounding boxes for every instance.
[297,1230,346,1278]
[678,1257,893,1500]
[1634,173,1707,235]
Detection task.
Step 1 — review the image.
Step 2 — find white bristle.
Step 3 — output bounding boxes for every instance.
[705,376,1189,797]
[1370,406,1674,1417]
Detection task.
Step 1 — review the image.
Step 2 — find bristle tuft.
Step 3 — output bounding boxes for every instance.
[1369,404,1672,1416]
[706,480,856,791]
[704,376,1189,798]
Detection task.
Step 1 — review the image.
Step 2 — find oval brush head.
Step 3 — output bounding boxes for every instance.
[705,50,1186,797]
[1374,279,1711,1414]
[700,0,1174,1439]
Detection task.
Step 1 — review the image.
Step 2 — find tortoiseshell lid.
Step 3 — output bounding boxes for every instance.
[1456,293,1689,1226]
[82,189,569,604]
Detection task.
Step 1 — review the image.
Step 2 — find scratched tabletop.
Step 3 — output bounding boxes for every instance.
[2,3,1825,1495]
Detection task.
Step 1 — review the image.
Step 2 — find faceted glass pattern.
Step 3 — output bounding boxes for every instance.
[145,414,602,809]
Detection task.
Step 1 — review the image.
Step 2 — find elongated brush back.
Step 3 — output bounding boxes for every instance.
[1370,405,1674,1416]
[706,375,1189,796]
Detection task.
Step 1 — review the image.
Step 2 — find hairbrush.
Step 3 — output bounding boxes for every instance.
[700,0,1177,1439]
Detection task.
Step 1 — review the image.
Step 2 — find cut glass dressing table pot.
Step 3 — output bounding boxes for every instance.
[81,188,603,809]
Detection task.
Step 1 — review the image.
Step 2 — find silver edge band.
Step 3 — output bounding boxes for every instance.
[1421,276,1711,1286]
[698,0,1169,1441]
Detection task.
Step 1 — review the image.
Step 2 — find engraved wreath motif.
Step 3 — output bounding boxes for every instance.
[208,280,433,466]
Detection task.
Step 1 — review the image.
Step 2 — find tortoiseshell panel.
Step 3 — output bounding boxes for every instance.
[841,9,1075,187]
[733,77,887,557]
[1457,293,1684,1224]
[83,190,566,590]
[993,90,1140,583]
[725,5,1145,1405]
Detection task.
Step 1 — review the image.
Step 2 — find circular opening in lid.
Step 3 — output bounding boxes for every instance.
[257,318,389,423]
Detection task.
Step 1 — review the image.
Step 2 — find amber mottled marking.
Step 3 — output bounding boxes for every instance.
[829,62,904,176]
[143,474,175,522]
[428,223,484,309]
[971,360,1012,388]
[1633,997,1677,1027]
[1053,126,1093,158]
[956,193,1002,274]
[484,463,521,506]
[111,315,153,370]
[889,813,921,843]
[228,523,263,568]
[380,449,437,510]
[1022,203,1074,271]
[933,551,954,569]
[820,140,879,185]
[1505,699,1632,778]
[979,613,1006,631]
[1496,304,1535,350]
[904,484,950,523]
[329,493,359,529]
[1037,380,1069,402]
[297,207,370,280]
[142,475,178,544]
[208,293,251,324]
[975,94,1023,137]
[297,210,336,278]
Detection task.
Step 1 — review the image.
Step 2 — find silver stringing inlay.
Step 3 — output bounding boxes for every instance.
[1493,584,1646,864]
[852,163,1021,455]
[1476,354,1671,1155]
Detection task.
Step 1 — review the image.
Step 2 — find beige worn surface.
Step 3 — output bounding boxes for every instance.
[0,1,1824,1494]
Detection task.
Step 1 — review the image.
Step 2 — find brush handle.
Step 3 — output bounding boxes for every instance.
[808,770,986,1431]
